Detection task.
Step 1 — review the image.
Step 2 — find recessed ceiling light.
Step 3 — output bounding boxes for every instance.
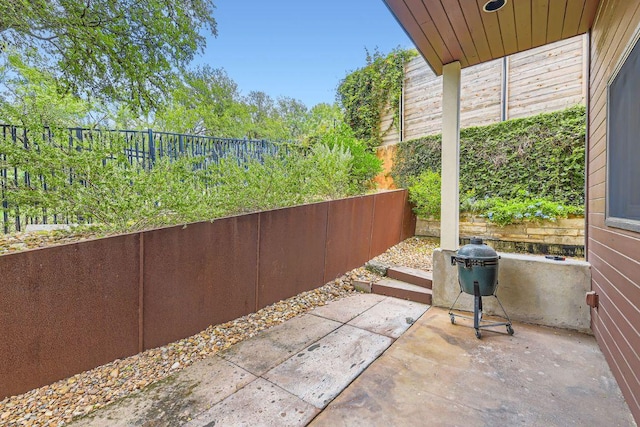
[483,0,507,13]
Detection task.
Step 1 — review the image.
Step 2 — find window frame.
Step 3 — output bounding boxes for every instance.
[605,26,640,233]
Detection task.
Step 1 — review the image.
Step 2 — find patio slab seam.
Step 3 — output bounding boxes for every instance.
[190,323,396,426]
[179,296,430,425]
[310,307,637,427]
[70,295,431,427]
[307,293,388,324]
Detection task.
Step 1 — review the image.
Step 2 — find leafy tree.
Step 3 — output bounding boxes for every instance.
[0,53,90,128]
[275,96,309,140]
[243,91,309,141]
[108,104,153,130]
[154,66,250,137]
[303,102,343,145]
[244,91,282,139]
[0,0,217,113]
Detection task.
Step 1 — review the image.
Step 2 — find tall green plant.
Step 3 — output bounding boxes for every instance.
[0,53,91,128]
[337,48,415,149]
[317,123,382,193]
[408,170,441,219]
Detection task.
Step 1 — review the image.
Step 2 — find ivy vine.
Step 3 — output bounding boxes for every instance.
[337,48,416,149]
[392,105,587,207]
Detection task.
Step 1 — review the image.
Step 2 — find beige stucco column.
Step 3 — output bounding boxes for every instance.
[440,61,461,251]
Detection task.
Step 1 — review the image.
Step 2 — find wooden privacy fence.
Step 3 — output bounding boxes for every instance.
[381,34,587,144]
[0,190,416,399]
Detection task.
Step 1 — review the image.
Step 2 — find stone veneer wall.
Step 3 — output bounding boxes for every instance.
[416,215,585,247]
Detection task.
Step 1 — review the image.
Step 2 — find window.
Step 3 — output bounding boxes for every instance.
[606,33,640,233]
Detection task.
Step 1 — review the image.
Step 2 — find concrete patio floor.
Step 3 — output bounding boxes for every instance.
[72,294,635,427]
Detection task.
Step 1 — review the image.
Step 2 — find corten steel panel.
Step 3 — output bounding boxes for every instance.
[258,202,329,309]
[323,195,375,283]
[369,190,406,259]
[401,190,417,241]
[371,191,407,255]
[0,235,140,399]
[142,215,258,350]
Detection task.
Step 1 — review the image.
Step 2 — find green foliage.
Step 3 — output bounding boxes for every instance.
[462,193,584,226]
[303,103,344,145]
[208,144,354,214]
[408,170,441,219]
[154,66,249,137]
[0,0,217,113]
[0,53,91,128]
[244,93,311,141]
[337,48,416,149]
[154,83,314,141]
[316,123,382,193]
[0,53,323,143]
[393,105,587,206]
[303,144,353,200]
[274,96,311,141]
[392,134,442,188]
[0,126,361,232]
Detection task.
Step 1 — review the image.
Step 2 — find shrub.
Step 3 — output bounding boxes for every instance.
[318,123,382,193]
[484,198,584,226]
[410,182,584,225]
[408,170,441,219]
[0,127,363,233]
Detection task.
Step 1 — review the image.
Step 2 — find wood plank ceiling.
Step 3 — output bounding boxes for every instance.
[383,0,600,75]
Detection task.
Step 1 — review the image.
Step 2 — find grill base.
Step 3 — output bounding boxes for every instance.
[448,280,513,339]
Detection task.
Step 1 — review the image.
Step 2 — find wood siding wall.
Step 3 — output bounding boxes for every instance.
[588,0,640,423]
[381,35,586,145]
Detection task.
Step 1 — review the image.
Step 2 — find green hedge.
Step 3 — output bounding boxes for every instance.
[392,105,586,206]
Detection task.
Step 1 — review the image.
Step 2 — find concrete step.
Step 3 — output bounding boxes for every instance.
[372,278,432,305]
[387,266,433,289]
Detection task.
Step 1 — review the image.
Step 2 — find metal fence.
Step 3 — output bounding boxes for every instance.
[0,124,294,233]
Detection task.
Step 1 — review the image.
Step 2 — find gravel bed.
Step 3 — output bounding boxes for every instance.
[370,236,438,271]
[0,230,106,255]
[0,236,435,426]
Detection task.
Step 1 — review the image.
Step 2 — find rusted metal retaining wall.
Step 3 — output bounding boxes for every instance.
[0,190,414,399]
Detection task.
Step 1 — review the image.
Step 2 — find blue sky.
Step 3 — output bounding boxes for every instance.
[193,0,413,108]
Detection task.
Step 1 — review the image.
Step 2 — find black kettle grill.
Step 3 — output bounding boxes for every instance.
[448,238,513,339]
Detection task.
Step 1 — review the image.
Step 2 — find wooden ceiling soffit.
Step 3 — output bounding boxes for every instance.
[382,0,600,75]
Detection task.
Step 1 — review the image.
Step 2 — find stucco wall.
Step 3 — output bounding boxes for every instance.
[432,249,592,334]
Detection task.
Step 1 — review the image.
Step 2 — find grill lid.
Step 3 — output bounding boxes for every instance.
[455,237,498,260]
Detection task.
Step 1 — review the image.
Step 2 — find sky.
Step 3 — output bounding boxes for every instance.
[193,0,414,108]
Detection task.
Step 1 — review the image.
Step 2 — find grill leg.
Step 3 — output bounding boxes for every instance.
[474,281,482,339]
[448,290,463,324]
